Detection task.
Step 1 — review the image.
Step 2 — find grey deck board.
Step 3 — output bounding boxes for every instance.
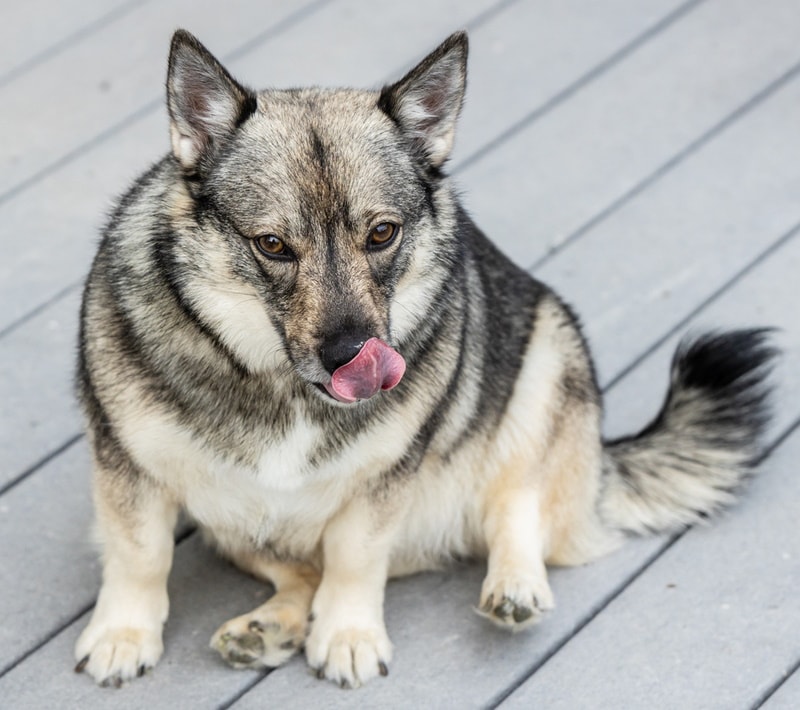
[452,0,695,169]
[0,288,81,488]
[0,0,138,83]
[0,441,96,673]
[1,0,798,707]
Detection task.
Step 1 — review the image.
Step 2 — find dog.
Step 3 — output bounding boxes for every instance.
[74,29,776,689]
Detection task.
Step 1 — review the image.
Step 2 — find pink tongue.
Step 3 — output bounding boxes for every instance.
[324,338,406,403]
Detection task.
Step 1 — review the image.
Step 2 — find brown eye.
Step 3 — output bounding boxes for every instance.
[367,222,399,250]
[255,234,291,260]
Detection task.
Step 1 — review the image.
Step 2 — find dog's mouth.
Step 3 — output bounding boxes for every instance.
[316,338,406,404]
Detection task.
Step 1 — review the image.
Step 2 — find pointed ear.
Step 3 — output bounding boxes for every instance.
[378,31,468,168]
[166,30,256,173]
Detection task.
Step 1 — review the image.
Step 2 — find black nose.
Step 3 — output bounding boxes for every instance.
[319,330,369,374]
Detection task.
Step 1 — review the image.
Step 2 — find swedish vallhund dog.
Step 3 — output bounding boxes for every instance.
[74,29,775,688]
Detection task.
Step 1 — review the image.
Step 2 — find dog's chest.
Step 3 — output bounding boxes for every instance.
[126,404,356,554]
[190,423,358,551]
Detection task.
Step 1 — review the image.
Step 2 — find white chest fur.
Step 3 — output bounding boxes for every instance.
[117,397,356,553]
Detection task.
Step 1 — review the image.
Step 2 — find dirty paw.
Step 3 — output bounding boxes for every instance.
[306,626,391,688]
[477,576,554,630]
[211,603,306,669]
[74,627,163,686]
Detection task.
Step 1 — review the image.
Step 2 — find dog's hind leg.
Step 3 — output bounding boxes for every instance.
[477,453,555,630]
[75,455,179,686]
[477,403,615,630]
[211,552,320,669]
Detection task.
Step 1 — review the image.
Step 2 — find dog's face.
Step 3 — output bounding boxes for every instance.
[165,31,467,403]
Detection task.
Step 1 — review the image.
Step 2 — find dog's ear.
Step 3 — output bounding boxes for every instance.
[379,31,468,168]
[166,30,256,173]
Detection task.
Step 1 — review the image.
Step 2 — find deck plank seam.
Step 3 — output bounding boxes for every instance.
[216,670,271,710]
[0,599,96,679]
[0,432,83,498]
[753,660,800,710]
[0,279,82,341]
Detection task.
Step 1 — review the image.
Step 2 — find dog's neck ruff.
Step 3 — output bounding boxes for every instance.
[324,338,406,403]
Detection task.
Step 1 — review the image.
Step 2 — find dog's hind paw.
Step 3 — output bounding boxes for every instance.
[476,574,554,631]
[211,599,307,669]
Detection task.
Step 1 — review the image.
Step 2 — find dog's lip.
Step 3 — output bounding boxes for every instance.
[314,382,333,398]
[314,382,356,404]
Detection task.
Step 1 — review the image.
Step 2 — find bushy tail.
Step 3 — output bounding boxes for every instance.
[599,329,778,535]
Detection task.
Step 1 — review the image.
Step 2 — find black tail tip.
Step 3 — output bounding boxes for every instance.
[672,328,779,444]
[674,328,779,391]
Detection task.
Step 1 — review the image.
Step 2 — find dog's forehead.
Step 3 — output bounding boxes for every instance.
[214,88,423,233]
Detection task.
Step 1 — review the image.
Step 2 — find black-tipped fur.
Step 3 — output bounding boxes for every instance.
[600,329,778,534]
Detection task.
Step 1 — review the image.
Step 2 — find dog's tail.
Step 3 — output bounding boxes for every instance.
[599,329,778,535]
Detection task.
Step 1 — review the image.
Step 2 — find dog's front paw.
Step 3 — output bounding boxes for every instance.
[211,599,307,669]
[477,573,554,630]
[74,625,163,687]
[305,619,392,689]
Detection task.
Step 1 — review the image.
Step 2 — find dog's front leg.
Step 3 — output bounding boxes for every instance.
[75,459,178,686]
[306,495,403,688]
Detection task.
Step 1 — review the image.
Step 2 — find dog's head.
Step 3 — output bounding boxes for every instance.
[164,30,467,404]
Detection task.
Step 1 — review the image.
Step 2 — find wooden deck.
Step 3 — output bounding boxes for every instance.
[1,1,799,707]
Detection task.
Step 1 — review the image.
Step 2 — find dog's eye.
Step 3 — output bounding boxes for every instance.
[255,234,291,259]
[367,222,399,250]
